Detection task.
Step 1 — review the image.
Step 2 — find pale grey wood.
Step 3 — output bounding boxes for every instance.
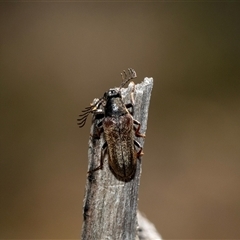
[137,211,162,240]
[81,77,154,240]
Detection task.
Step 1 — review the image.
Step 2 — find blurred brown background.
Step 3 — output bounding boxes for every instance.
[1,2,240,239]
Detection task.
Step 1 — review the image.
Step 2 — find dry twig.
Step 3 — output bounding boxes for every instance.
[81,77,159,240]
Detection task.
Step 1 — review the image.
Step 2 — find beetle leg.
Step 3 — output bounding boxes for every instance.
[88,141,108,173]
[134,140,144,157]
[133,119,145,138]
[90,109,105,139]
[90,120,104,140]
[94,109,104,119]
[125,103,134,116]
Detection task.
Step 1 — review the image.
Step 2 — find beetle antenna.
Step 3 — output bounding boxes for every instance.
[119,68,137,90]
[77,98,103,128]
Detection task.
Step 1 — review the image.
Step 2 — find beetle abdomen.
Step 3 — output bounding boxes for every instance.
[103,114,136,179]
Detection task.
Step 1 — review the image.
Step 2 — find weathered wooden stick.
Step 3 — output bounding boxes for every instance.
[81,77,154,240]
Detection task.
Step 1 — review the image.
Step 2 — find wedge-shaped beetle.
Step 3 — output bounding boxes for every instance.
[77,68,145,180]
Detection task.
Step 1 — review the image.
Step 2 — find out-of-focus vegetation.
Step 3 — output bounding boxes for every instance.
[0,3,239,239]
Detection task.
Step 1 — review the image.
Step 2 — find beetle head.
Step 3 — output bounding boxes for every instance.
[103,88,121,100]
[77,68,137,128]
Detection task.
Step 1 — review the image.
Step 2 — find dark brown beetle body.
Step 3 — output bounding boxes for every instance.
[103,89,137,179]
[77,68,144,180]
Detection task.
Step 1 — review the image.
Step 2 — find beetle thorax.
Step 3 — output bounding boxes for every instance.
[105,97,128,117]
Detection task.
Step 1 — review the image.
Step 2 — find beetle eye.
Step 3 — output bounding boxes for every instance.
[108,90,115,96]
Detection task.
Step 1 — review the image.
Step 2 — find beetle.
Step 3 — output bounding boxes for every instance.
[77,68,145,180]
